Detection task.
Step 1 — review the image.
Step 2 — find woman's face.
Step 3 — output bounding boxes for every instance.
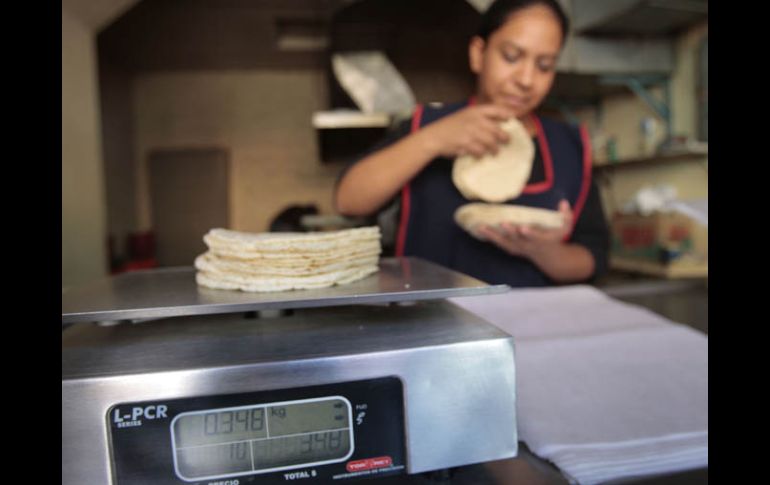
[470,4,563,118]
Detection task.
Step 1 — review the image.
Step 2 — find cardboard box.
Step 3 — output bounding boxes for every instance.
[610,212,707,276]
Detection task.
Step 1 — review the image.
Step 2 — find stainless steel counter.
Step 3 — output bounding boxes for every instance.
[365,276,709,485]
[598,276,708,334]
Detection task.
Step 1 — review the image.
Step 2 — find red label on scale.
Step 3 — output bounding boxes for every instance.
[346,456,393,472]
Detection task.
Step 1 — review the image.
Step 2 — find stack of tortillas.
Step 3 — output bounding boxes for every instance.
[195,227,381,292]
[452,117,563,235]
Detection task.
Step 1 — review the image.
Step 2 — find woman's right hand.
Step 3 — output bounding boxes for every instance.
[335,103,517,216]
[419,104,517,159]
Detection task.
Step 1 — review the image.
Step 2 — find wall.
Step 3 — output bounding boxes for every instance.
[129,68,473,240]
[62,8,108,288]
[671,21,708,138]
[133,70,340,234]
[99,60,137,262]
[102,0,478,246]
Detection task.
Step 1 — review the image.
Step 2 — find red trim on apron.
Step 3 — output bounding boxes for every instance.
[410,104,424,133]
[522,115,554,194]
[395,104,425,257]
[395,185,411,257]
[564,124,593,240]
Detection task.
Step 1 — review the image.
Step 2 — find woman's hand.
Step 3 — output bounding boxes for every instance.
[420,104,517,159]
[475,200,573,259]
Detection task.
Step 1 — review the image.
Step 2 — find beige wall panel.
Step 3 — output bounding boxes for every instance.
[62,8,108,288]
[134,70,340,235]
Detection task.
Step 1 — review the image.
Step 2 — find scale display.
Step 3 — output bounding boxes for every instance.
[170,397,354,480]
[107,377,406,485]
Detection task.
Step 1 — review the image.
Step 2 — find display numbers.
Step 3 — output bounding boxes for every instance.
[171,396,354,481]
[229,442,248,461]
[299,431,344,453]
[204,408,264,436]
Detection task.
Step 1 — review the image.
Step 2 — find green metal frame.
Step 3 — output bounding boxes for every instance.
[599,74,672,138]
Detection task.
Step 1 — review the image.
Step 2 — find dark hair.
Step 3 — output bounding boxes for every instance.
[476,0,570,44]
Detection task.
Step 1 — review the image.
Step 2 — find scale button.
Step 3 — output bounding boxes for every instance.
[346,460,371,472]
[346,456,393,473]
[370,456,393,468]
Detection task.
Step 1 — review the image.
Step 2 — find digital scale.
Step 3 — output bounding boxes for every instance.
[62,258,519,484]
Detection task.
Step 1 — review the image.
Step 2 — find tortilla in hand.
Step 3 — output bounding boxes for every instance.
[454,203,564,240]
[452,117,535,202]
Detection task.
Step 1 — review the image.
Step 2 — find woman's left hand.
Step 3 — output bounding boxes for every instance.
[475,200,573,259]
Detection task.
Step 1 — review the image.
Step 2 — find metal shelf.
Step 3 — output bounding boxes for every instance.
[312,110,391,129]
[594,145,707,171]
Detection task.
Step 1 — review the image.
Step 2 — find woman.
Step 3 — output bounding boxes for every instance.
[334,0,609,287]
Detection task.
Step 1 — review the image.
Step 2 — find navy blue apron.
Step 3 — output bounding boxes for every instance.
[394,99,593,287]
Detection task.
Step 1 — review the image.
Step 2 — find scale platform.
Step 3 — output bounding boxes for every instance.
[62,257,510,324]
[62,257,518,485]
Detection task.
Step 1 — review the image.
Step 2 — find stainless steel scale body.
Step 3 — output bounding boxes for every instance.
[62,258,519,484]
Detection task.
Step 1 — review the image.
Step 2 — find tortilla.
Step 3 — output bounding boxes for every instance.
[208,243,381,262]
[454,203,565,238]
[196,265,379,293]
[452,117,535,202]
[195,252,380,276]
[204,226,381,252]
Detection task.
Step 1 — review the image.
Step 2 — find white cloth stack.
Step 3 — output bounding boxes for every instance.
[449,286,708,485]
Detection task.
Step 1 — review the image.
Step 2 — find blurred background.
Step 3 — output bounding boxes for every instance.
[62,0,707,289]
